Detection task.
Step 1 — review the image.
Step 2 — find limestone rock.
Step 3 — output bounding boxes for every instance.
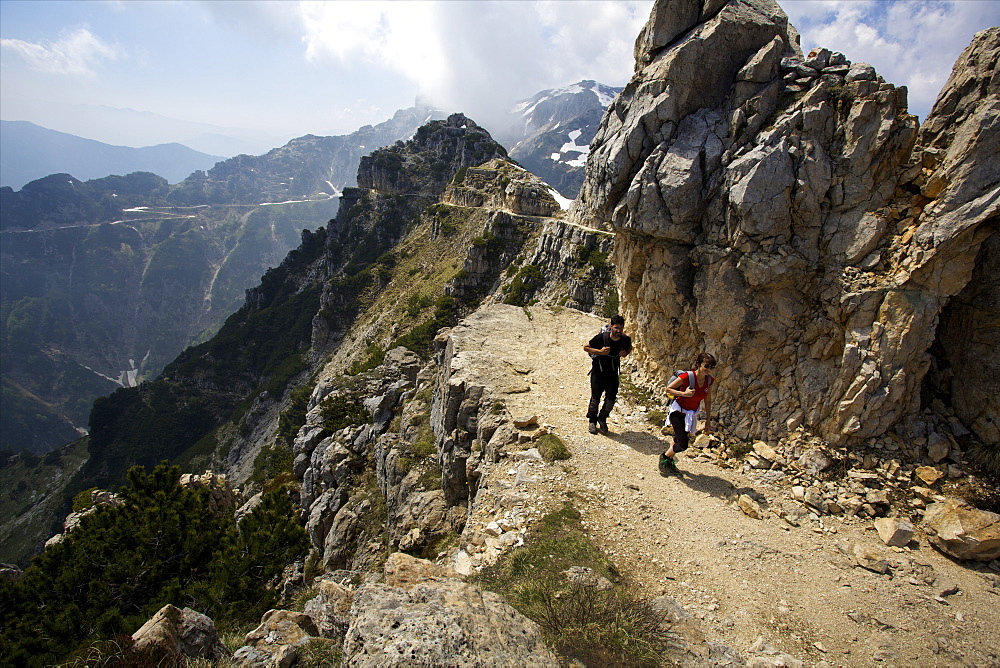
[853,545,890,574]
[874,517,915,547]
[179,471,238,515]
[926,432,951,463]
[383,552,459,588]
[923,498,1000,562]
[234,610,319,668]
[797,448,832,475]
[443,159,559,217]
[915,466,944,485]
[304,574,359,638]
[131,604,230,662]
[342,556,559,666]
[803,488,826,512]
[512,414,538,428]
[571,0,997,448]
[747,636,804,667]
[738,494,764,519]
[923,23,1000,446]
[752,440,779,462]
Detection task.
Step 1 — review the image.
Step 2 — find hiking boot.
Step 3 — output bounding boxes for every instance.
[658,454,679,476]
[598,419,608,433]
[588,421,598,434]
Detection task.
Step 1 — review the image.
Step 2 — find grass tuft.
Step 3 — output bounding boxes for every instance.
[537,433,571,462]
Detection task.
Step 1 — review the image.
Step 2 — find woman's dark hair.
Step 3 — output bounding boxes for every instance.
[695,352,717,369]
[610,315,625,326]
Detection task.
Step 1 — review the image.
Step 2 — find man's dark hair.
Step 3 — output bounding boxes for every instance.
[610,315,625,327]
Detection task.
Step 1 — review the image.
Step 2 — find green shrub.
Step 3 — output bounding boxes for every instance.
[646,410,667,426]
[390,295,458,359]
[71,487,99,513]
[1,464,232,664]
[348,343,386,376]
[411,421,436,458]
[406,293,434,318]
[602,289,620,319]
[319,392,371,434]
[200,487,311,623]
[251,442,294,486]
[503,264,544,307]
[276,384,313,446]
[576,245,610,272]
[537,433,570,462]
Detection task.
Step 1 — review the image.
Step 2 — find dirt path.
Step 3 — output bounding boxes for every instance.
[449,304,1000,667]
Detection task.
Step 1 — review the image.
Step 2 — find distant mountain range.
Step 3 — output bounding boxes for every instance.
[498,80,623,198]
[0,103,449,456]
[0,121,226,190]
[3,103,294,157]
[0,81,621,458]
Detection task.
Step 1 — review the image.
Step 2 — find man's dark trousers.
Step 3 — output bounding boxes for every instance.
[587,367,618,421]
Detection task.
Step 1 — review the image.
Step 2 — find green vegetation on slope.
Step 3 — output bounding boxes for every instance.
[0,463,309,666]
[0,438,89,566]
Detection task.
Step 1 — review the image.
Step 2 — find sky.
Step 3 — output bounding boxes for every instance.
[1,0,998,154]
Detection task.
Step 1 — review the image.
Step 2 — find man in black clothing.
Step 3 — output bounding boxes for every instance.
[582,315,632,434]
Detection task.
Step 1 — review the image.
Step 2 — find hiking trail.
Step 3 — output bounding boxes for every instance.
[446,304,999,666]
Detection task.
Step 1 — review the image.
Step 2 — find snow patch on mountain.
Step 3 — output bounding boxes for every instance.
[549,129,590,167]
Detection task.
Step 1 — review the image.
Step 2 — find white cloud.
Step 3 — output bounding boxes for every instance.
[0,26,122,77]
[295,0,651,126]
[299,1,446,77]
[536,0,651,84]
[782,0,1000,119]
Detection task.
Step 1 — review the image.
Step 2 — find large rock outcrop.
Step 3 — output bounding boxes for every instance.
[572,0,998,447]
[342,554,559,667]
[915,28,1000,445]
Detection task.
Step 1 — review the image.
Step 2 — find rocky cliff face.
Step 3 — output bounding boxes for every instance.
[914,29,1000,447]
[572,0,998,451]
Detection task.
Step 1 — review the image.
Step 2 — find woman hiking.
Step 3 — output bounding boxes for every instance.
[659,353,716,476]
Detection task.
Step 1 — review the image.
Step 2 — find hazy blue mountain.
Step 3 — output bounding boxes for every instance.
[3,103,287,157]
[0,121,225,190]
